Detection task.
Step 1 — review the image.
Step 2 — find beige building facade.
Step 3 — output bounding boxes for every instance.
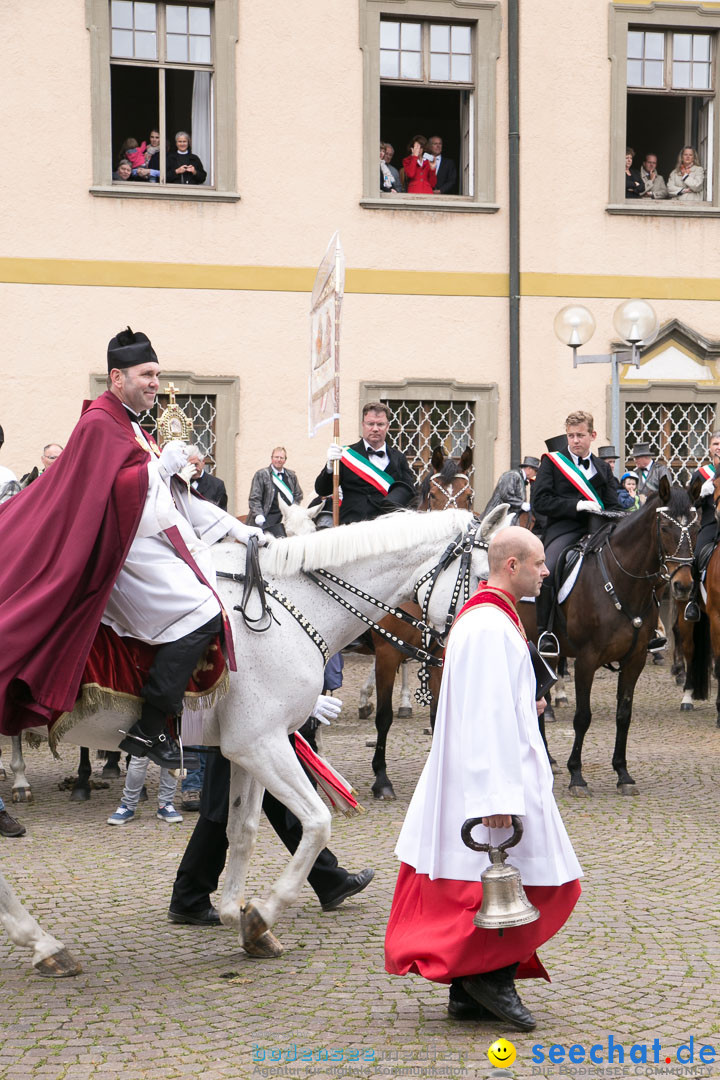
[3,0,720,510]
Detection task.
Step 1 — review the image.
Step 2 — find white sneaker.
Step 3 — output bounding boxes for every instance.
[107,806,135,826]
[156,804,183,824]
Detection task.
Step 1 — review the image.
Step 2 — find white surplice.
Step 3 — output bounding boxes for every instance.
[395,604,583,886]
[102,426,237,644]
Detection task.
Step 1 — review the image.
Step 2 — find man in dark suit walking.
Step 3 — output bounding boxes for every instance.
[532,411,621,658]
[427,135,458,195]
[187,448,228,510]
[314,401,417,524]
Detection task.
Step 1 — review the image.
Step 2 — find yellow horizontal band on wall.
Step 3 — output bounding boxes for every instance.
[1,257,720,301]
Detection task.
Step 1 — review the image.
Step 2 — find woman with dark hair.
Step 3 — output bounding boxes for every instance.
[403,135,437,194]
[166,131,207,185]
[667,146,704,202]
[624,147,643,199]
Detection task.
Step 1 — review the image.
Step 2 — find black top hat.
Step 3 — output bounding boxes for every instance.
[631,442,653,458]
[520,455,541,469]
[384,480,417,509]
[544,434,568,454]
[107,326,158,372]
[597,445,618,460]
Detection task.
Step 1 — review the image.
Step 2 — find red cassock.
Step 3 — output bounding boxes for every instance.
[0,392,149,734]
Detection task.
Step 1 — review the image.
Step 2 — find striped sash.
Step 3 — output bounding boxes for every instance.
[340,446,393,494]
[547,451,604,509]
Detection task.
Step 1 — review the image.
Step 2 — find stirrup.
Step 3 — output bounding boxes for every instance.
[647,635,668,653]
[683,600,701,623]
[537,630,560,664]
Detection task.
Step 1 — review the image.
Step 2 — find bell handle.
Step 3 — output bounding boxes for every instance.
[460,814,524,853]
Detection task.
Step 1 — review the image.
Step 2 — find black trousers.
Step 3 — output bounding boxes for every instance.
[537,530,584,633]
[142,613,223,722]
[170,748,348,912]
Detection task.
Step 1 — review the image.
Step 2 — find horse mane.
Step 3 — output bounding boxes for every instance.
[419,458,463,501]
[258,508,474,577]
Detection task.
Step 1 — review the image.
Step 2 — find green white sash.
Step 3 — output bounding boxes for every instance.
[271,471,294,505]
[547,451,604,509]
[340,446,393,494]
[698,462,716,482]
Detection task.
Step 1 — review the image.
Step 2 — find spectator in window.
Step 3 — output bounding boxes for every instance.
[403,135,437,194]
[166,131,207,185]
[380,142,402,194]
[112,159,141,182]
[624,147,643,199]
[667,146,705,203]
[427,135,457,195]
[640,153,668,200]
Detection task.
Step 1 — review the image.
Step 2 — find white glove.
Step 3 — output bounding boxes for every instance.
[521,501,531,512]
[311,694,342,725]
[701,478,715,499]
[228,520,269,546]
[254,514,266,525]
[158,441,190,480]
[576,499,600,513]
[326,443,343,471]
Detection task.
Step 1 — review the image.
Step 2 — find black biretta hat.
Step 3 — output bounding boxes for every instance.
[107,327,158,372]
[545,434,568,454]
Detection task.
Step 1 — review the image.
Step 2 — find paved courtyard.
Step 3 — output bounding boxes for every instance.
[0,653,718,1080]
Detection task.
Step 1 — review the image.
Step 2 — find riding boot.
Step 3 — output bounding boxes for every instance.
[684,567,701,623]
[535,584,560,664]
[119,703,199,771]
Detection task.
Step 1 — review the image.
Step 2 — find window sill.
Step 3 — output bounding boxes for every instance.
[607,202,720,218]
[360,196,499,213]
[90,185,241,204]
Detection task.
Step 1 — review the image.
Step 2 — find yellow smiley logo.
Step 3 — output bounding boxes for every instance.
[487,1038,517,1068]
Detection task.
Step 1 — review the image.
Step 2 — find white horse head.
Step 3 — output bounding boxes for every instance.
[278,500,323,536]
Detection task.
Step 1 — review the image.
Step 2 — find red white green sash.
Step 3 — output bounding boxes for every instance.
[271,471,294,505]
[698,462,716,482]
[340,446,393,494]
[547,451,604,509]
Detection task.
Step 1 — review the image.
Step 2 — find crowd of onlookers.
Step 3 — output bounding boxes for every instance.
[113,129,206,185]
[625,145,705,202]
[380,134,458,195]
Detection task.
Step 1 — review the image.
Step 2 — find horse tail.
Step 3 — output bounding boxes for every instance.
[688,612,711,701]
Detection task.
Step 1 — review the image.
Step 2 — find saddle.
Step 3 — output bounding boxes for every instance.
[698,540,716,578]
[555,522,617,605]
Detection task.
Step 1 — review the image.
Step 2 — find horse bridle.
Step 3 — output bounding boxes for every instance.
[425,472,473,511]
[218,520,487,706]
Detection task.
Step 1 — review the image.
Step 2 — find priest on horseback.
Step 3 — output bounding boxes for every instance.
[683,430,720,622]
[0,328,266,768]
[532,410,621,660]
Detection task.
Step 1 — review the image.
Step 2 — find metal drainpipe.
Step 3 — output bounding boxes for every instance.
[508,0,521,464]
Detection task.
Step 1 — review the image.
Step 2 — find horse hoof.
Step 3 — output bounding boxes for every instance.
[0,767,6,780]
[12,788,32,804]
[372,786,396,801]
[680,703,694,712]
[397,707,413,719]
[34,948,83,978]
[543,703,556,721]
[365,739,377,748]
[555,694,568,706]
[569,785,591,798]
[423,727,433,736]
[617,783,639,796]
[101,764,121,779]
[243,930,284,958]
[358,705,374,720]
[69,786,91,803]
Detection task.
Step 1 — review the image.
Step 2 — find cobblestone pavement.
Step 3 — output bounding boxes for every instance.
[0,654,718,1080]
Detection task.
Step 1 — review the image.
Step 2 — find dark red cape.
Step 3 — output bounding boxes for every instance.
[0,392,149,734]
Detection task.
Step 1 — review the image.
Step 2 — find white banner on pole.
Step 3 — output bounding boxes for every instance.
[308,231,345,438]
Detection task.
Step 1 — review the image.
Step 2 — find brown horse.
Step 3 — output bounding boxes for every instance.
[521,474,701,795]
[669,565,711,712]
[687,474,720,726]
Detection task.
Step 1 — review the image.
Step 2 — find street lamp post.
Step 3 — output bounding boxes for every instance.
[553,300,659,471]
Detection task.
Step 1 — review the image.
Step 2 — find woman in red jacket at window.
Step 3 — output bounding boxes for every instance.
[403,135,438,194]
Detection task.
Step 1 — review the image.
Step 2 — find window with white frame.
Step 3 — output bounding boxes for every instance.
[359,0,500,209]
[110,1,214,185]
[626,28,714,201]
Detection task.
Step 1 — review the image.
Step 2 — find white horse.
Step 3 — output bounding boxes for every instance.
[0,870,81,977]
[4,508,493,969]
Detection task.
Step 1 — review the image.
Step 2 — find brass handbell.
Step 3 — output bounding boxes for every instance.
[460,815,540,936]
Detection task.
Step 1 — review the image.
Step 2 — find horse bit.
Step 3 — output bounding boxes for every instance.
[217,520,487,707]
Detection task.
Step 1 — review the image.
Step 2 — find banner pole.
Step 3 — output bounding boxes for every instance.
[332,241,341,527]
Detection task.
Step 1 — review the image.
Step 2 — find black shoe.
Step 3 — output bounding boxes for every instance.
[168,905,221,927]
[119,729,199,771]
[181,790,201,812]
[462,964,537,1032]
[320,868,374,911]
[0,810,26,838]
[537,630,560,663]
[448,980,494,1021]
[647,635,668,653]
[684,601,701,623]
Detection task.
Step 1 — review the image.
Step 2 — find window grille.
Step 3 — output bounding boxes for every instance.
[624,400,716,484]
[138,393,218,470]
[380,398,475,480]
